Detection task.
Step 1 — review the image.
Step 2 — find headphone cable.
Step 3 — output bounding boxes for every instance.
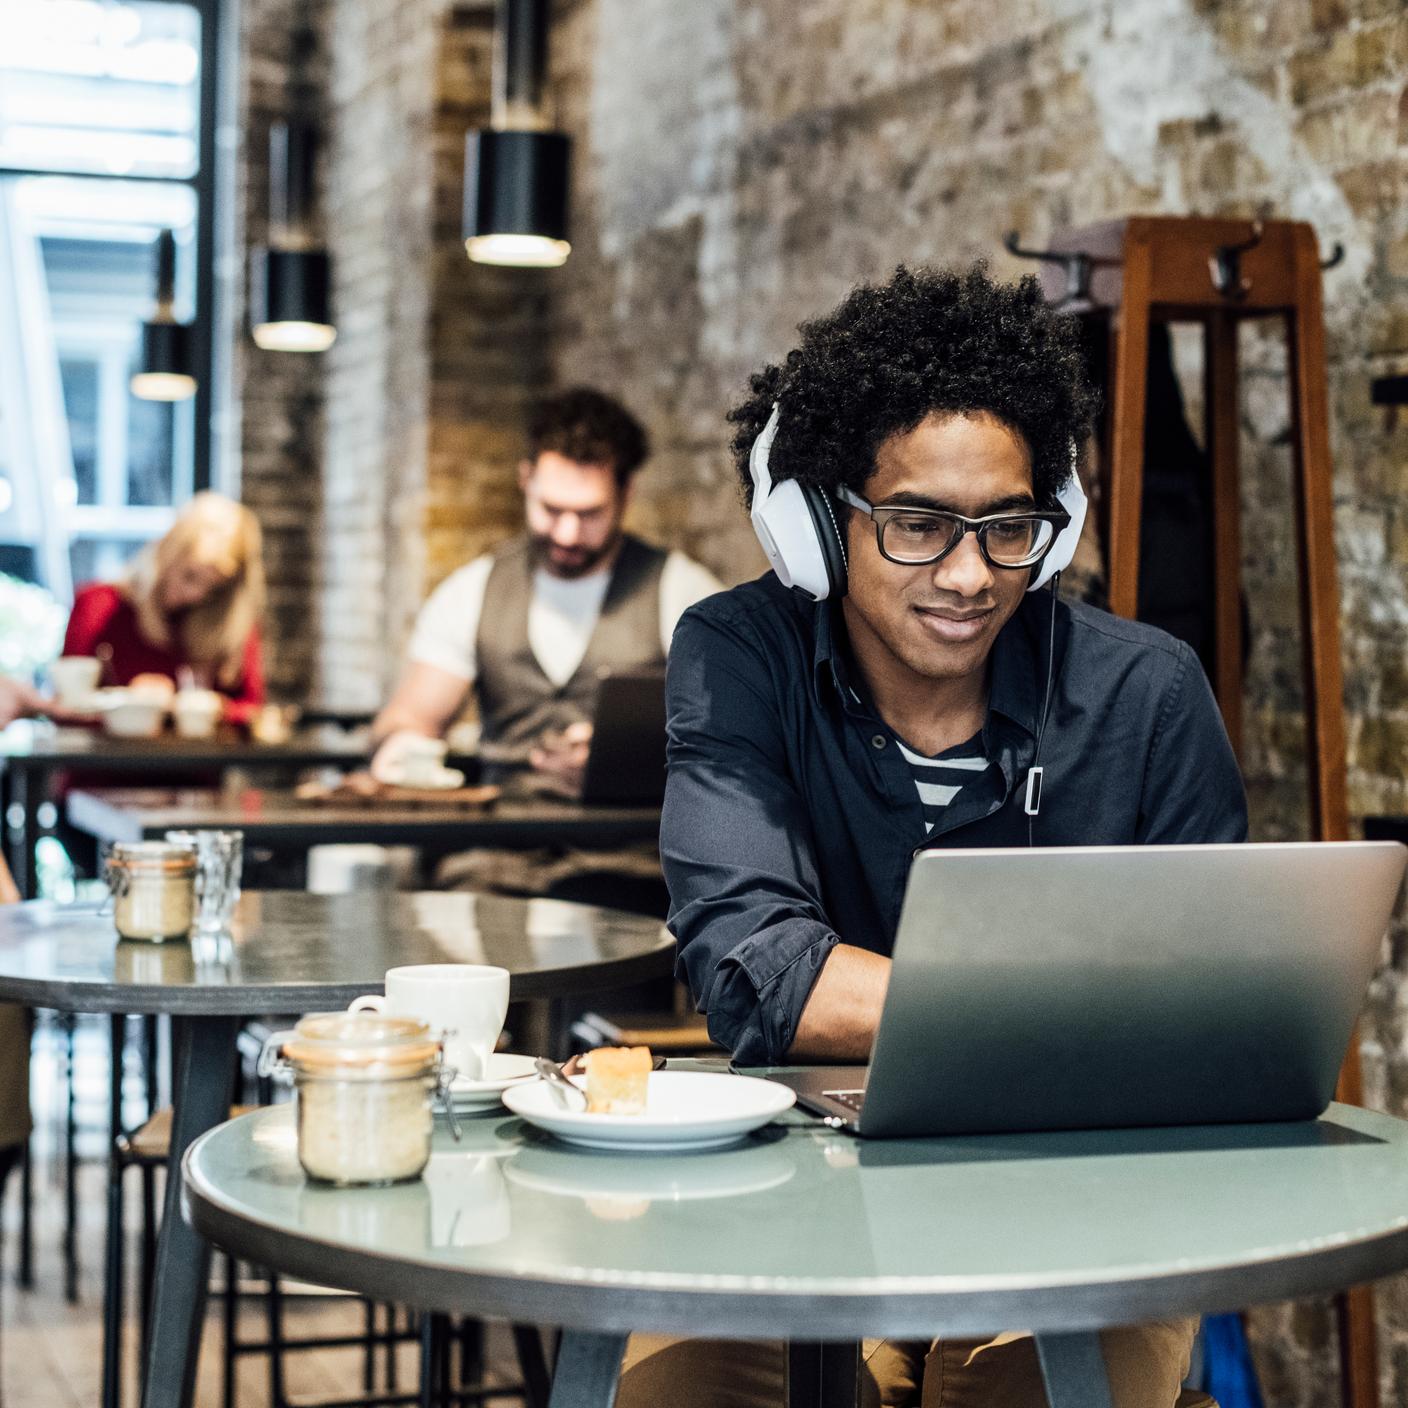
[1026,571,1061,847]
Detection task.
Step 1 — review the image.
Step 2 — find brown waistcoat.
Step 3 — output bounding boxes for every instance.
[474,534,667,750]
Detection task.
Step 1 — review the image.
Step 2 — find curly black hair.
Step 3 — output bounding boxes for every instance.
[527,387,650,482]
[728,264,1097,508]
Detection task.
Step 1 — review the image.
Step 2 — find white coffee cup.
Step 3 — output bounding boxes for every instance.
[397,736,449,787]
[50,656,101,708]
[351,964,510,1081]
[172,688,223,739]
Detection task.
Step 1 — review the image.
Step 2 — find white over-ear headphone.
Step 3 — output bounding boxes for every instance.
[748,404,841,600]
[1030,449,1088,592]
[748,402,1088,601]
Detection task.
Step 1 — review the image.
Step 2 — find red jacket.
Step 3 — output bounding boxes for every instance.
[62,583,265,725]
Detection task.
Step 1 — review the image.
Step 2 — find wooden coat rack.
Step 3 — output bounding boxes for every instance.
[1015,215,1371,1408]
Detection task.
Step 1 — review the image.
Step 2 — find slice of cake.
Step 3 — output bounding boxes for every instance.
[584,1046,652,1115]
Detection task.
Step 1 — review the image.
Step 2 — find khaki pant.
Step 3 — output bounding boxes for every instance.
[616,1322,1216,1408]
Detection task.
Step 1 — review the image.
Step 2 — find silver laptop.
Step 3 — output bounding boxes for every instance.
[773,842,1406,1137]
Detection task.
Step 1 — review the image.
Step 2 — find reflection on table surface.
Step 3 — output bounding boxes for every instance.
[193,1099,1408,1295]
[0,719,373,762]
[65,786,661,837]
[0,890,671,1002]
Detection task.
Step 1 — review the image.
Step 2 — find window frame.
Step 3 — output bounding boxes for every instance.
[0,0,224,494]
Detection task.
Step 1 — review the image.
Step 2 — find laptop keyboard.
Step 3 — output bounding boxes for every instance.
[823,1089,866,1114]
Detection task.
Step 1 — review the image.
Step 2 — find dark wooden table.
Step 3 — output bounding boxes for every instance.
[0,725,391,896]
[66,786,663,855]
[0,890,672,1408]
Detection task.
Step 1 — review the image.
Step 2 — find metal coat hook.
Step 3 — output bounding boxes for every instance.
[1209,222,1264,301]
[1003,231,1098,311]
[1320,242,1345,271]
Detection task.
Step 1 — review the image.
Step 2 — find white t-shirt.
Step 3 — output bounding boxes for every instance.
[407,548,722,689]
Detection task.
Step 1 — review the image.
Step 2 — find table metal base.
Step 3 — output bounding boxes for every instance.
[544,1332,1114,1408]
[140,1014,239,1408]
[788,1341,860,1408]
[1035,1332,1115,1408]
[547,1330,628,1408]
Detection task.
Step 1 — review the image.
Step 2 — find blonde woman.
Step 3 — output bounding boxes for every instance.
[62,492,267,723]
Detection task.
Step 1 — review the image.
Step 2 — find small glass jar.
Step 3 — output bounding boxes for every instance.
[106,842,198,942]
[260,1013,451,1186]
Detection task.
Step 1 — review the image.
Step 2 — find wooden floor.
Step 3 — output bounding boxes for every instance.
[0,1016,527,1408]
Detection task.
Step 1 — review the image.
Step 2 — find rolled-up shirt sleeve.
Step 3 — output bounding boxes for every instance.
[660,608,839,1065]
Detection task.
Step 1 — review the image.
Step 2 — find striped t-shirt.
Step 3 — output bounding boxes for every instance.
[895,729,993,834]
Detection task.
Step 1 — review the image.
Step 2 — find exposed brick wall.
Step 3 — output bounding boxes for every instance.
[543,1,1408,1398]
[422,7,551,603]
[314,0,441,708]
[233,0,329,701]
[300,0,533,707]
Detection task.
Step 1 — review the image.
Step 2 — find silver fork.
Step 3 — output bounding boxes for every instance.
[534,1057,587,1111]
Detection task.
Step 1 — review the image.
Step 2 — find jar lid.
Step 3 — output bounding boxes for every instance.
[282,1011,440,1078]
[109,841,197,874]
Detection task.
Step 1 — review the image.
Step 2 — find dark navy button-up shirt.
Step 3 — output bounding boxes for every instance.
[660,572,1248,1065]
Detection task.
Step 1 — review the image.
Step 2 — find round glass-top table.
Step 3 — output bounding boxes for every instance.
[0,889,672,1011]
[185,1095,1408,1408]
[0,892,671,1408]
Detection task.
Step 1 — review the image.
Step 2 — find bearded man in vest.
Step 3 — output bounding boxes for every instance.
[372,387,720,902]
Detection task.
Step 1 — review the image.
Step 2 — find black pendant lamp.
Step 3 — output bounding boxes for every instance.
[463,0,571,268]
[131,229,196,402]
[250,119,336,352]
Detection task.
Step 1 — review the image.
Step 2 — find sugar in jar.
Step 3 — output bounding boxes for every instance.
[106,842,198,942]
[261,1012,451,1186]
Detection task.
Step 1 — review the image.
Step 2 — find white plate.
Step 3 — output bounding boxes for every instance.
[501,1071,796,1151]
[449,1052,538,1109]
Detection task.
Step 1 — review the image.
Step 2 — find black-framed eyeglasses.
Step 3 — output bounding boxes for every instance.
[835,487,1069,569]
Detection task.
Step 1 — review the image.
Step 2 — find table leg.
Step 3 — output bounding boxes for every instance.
[512,1323,553,1408]
[18,1137,33,1288]
[546,1330,628,1408]
[63,1012,79,1303]
[1034,1331,1115,1408]
[787,1340,860,1408]
[139,1014,239,1408]
[10,765,34,899]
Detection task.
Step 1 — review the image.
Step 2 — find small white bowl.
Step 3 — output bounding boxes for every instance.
[97,690,167,740]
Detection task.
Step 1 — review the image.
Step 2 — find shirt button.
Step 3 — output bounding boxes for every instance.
[871,734,887,750]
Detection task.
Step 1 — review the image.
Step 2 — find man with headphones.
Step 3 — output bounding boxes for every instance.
[628,266,1244,1408]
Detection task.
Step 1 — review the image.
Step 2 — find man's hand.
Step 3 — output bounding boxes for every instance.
[528,720,593,795]
[788,945,892,1062]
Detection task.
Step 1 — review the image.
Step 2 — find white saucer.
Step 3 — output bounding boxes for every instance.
[381,764,465,790]
[448,1052,538,1109]
[501,1071,796,1151]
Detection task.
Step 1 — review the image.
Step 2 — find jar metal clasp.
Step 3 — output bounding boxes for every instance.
[256,1029,298,1082]
[432,1059,462,1142]
[100,851,131,916]
[257,1030,463,1141]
